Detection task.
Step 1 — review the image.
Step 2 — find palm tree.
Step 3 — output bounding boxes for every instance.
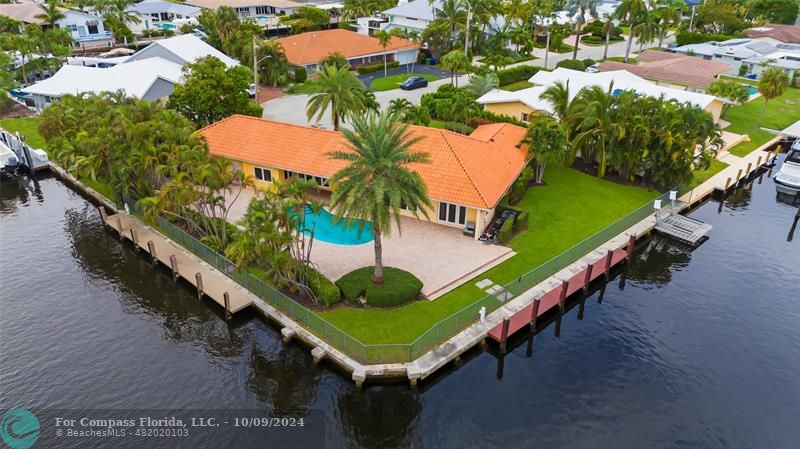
[634,13,658,51]
[35,0,66,27]
[599,13,615,61]
[256,40,289,87]
[521,116,570,183]
[434,0,468,44]
[103,0,140,27]
[572,84,624,178]
[565,0,599,60]
[375,30,392,78]
[755,67,790,130]
[301,64,370,131]
[540,81,573,127]
[655,0,683,49]
[327,112,432,283]
[441,49,470,87]
[615,0,652,62]
[466,71,499,96]
[707,79,749,119]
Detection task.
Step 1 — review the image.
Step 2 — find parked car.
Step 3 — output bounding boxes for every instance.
[400,76,428,90]
[192,29,209,41]
[247,83,256,97]
[585,64,600,73]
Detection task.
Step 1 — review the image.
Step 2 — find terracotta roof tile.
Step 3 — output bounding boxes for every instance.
[199,115,529,209]
[598,52,730,88]
[745,24,800,44]
[274,29,418,66]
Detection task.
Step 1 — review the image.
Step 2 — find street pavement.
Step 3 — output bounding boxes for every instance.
[262,33,676,129]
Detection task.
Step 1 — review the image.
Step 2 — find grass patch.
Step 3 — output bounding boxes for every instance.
[719,74,759,87]
[723,86,799,157]
[0,117,45,150]
[428,119,447,129]
[337,267,423,307]
[682,159,729,193]
[369,74,438,91]
[606,56,636,64]
[500,80,534,91]
[318,165,657,344]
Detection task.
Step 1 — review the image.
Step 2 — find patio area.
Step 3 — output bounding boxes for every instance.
[223,186,515,299]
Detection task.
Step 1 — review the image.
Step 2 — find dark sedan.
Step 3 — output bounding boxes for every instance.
[399,76,429,90]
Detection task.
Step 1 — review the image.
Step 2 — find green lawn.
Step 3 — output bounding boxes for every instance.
[318,165,658,344]
[500,80,534,91]
[369,74,438,91]
[719,74,759,87]
[0,117,46,150]
[428,119,447,129]
[724,86,799,157]
[682,159,729,193]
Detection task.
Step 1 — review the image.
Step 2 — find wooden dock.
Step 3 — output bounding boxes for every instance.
[103,211,252,315]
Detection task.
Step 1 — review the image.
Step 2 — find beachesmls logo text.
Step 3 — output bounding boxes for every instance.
[0,409,40,449]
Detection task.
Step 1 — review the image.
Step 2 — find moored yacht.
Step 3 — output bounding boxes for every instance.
[775,140,800,195]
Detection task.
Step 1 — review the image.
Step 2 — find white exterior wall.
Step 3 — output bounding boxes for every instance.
[58,10,111,43]
[386,15,429,32]
[395,48,418,65]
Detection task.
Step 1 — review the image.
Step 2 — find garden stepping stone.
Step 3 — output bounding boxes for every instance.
[475,279,493,289]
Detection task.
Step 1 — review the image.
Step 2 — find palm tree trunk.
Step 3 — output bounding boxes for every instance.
[598,138,607,178]
[384,51,388,77]
[572,24,581,60]
[332,98,339,131]
[657,28,665,49]
[755,99,768,131]
[373,229,384,283]
[603,31,610,60]
[624,28,635,62]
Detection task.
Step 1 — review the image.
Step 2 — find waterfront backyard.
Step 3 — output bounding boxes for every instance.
[723,84,800,157]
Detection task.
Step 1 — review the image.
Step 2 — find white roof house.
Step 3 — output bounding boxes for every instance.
[671,38,800,78]
[22,58,182,106]
[125,34,239,67]
[478,68,724,121]
[128,0,202,18]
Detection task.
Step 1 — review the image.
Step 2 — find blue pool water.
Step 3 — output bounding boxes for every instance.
[746,86,758,95]
[299,206,373,245]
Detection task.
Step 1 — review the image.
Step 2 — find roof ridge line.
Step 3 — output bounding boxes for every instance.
[438,129,490,208]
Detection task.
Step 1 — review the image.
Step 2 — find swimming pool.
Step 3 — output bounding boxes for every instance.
[298,206,373,245]
[746,86,758,95]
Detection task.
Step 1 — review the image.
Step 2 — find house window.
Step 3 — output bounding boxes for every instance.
[253,166,272,182]
[283,170,295,179]
[255,6,270,14]
[438,202,466,225]
[521,112,530,122]
[68,24,78,32]
[314,176,328,186]
[87,21,99,34]
[236,7,251,17]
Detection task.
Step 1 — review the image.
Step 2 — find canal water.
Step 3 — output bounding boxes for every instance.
[1,161,798,449]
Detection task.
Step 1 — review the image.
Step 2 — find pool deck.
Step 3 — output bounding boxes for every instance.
[224,186,516,299]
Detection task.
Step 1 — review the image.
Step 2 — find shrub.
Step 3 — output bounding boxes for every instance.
[473,109,527,126]
[556,59,586,71]
[675,30,741,46]
[418,52,428,64]
[497,216,514,244]
[336,267,423,307]
[513,210,529,232]
[320,51,350,70]
[507,166,534,204]
[293,66,307,83]
[738,64,748,77]
[581,35,604,44]
[357,61,400,74]
[444,121,474,134]
[582,58,596,68]
[496,65,542,85]
[306,267,340,306]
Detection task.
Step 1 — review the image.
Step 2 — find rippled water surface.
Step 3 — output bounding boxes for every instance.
[1,162,798,448]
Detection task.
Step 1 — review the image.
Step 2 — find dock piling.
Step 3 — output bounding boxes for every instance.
[581,264,592,296]
[98,207,107,225]
[223,292,231,320]
[116,216,123,239]
[626,234,637,259]
[528,297,540,332]
[558,280,568,315]
[724,177,732,190]
[499,318,510,354]
[603,249,613,282]
[195,272,203,300]
[147,240,156,264]
[169,255,178,282]
[130,228,139,251]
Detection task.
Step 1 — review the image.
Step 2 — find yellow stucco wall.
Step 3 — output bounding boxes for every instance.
[706,99,723,123]
[483,102,536,122]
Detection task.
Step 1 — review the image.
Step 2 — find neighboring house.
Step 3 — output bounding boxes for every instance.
[186,0,302,17]
[357,0,506,37]
[124,34,239,67]
[598,50,730,92]
[126,0,202,34]
[671,38,800,79]
[199,115,530,239]
[477,68,725,123]
[0,3,112,45]
[745,24,800,45]
[21,58,182,109]
[21,34,239,109]
[274,29,418,73]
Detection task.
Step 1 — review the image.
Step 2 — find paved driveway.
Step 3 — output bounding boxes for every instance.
[357,63,450,90]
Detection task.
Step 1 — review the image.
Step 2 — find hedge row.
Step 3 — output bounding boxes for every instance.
[306,267,340,307]
[336,267,423,307]
[675,30,742,46]
[496,65,542,86]
[444,122,474,135]
[357,61,400,74]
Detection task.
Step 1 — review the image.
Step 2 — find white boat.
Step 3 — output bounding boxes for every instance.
[775,140,800,195]
[0,143,19,176]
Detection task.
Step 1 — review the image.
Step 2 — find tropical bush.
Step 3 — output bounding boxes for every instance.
[357,61,399,74]
[507,166,534,204]
[320,52,350,70]
[293,66,307,83]
[513,210,529,233]
[421,84,480,125]
[675,30,741,46]
[336,267,423,307]
[306,267,341,306]
[444,121,474,134]
[556,59,586,71]
[496,65,542,86]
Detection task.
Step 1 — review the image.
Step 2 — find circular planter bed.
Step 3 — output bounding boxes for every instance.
[336,267,423,307]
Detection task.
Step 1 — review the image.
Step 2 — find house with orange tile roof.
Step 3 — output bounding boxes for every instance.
[274,29,419,73]
[198,115,530,238]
